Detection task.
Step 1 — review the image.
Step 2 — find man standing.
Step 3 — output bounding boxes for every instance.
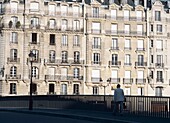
[113,84,125,115]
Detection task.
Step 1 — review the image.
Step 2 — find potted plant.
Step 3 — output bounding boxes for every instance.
[8,21,13,28]
[16,21,21,28]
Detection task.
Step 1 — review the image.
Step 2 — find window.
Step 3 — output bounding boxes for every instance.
[31,33,37,44]
[156,40,163,50]
[111,24,117,34]
[10,49,17,61]
[10,32,18,43]
[74,51,80,63]
[150,24,153,32]
[11,2,18,13]
[150,71,154,79]
[157,55,163,64]
[73,20,80,31]
[92,7,99,17]
[73,84,79,95]
[124,10,129,20]
[124,24,130,34]
[138,55,144,65]
[61,84,67,95]
[11,16,18,26]
[112,38,118,50]
[0,2,2,14]
[111,70,118,81]
[50,34,55,45]
[93,37,101,49]
[137,40,144,51]
[124,87,131,95]
[157,71,163,82]
[157,24,162,32]
[30,2,39,11]
[125,71,131,79]
[49,50,55,62]
[155,11,161,21]
[49,4,55,16]
[125,54,131,65]
[93,53,100,64]
[31,17,39,27]
[124,39,131,50]
[138,87,144,96]
[74,68,79,78]
[61,51,68,63]
[151,55,154,64]
[92,70,100,82]
[49,19,55,29]
[32,67,39,78]
[112,54,118,65]
[49,84,55,94]
[73,35,79,46]
[92,22,101,33]
[93,86,99,95]
[62,35,68,46]
[61,5,67,16]
[150,40,153,47]
[137,24,143,35]
[10,66,17,77]
[111,10,117,19]
[155,87,163,96]
[62,19,67,31]
[10,83,16,94]
[73,6,79,17]
[136,11,142,21]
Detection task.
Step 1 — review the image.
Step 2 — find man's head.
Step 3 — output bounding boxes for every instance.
[117,84,120,88]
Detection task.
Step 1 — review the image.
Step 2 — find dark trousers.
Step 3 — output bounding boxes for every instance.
[113,101,123,114]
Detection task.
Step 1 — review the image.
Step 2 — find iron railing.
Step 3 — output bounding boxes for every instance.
[0,95,169,118]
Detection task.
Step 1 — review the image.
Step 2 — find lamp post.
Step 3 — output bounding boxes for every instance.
[28,51,35,110]
[100,78,110,102]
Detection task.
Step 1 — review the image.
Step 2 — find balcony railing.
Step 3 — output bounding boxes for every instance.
[155,63,164,68]
[45,59,84,65]
[7,58,20,63]
[92,45,101,49]
[91,61,101,65]
[156,78,164,83]
[105,30,146,36]
[110,78,120,84]
[123,78,133,84]
[136,78,146,84]
[6,74,21,80]
[45,75,83,81]
[110,47,119,51]
[91,77,102,82]
[135,62,147,67]
[109,61,121,66]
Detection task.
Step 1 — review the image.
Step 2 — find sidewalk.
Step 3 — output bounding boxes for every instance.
[0,108,170,123]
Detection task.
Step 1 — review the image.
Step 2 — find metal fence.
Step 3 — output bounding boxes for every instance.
[0,95,169,118]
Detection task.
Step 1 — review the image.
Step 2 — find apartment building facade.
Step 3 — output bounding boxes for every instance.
[0,0,170,96]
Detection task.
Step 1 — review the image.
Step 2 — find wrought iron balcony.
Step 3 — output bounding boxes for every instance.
[92,45,101,49]
[135,62,147,67]
[7,57,20,63]
[108,61,121,66]
[123,78,133,84]
[91,77,102,82]
[45,75,83,81]
[91,61,101,65]
[136,78,146,84]
[156,78,164,83]
[6,74,21,80]
[110,78,120,84]
[155,63,164,68]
